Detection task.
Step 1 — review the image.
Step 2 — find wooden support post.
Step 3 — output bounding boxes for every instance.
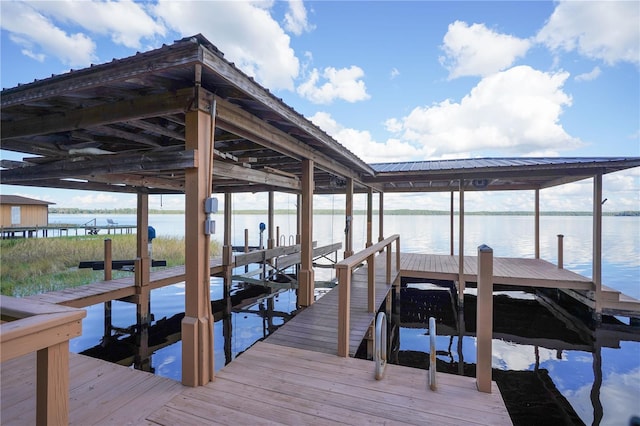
[557,234,564,269]
[296,194,302,245]
[104,239,112,281]
[135,192,151,372]
[535,189,540,259]
[368,253,375,313]
[244,228,249,273]
[450,191,455,256]
[103,238,112,339]
[396,237,401,275]
[267,191,275,250]
[182,107,214,387]
[36,342,70,426]
[378,192,384,242]
[337,264,351,357]
[386,243,392,284]
[366,187,373,248]
[476,244,493,393]
[298,159,315,307]
[458,181,465,306]
[344,177,354,258]
[593,173,603,320]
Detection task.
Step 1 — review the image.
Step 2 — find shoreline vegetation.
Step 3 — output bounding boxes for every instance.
[0,234,220,297]
[49,208,640,216]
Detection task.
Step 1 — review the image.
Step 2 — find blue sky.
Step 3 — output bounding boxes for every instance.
[1,0,639,212]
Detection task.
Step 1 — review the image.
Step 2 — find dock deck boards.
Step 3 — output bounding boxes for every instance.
[267,252,398,356]
[400,253,593,290]
[1,343,511,425]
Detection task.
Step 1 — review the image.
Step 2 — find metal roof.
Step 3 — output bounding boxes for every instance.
[1,34,375,195]
[365,157,640,192]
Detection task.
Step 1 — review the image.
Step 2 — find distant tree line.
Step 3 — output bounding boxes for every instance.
[49,208,639,216]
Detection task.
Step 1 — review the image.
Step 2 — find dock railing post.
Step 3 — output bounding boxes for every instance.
[368,253,375,313]
[476,244,493,393]
[557,234,564,269]
[337,264,351,357]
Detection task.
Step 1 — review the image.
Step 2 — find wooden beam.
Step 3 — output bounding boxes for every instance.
[78,173,185,191]
[214,161,300,190]
[0,150,196,184]
[2,88,198,139]
[213,95,364,181]
[202,49,375,177]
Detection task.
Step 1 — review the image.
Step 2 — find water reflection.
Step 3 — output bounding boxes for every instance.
[71,278,297,380]
[390,279,640,425]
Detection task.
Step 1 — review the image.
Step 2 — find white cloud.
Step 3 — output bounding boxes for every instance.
[70,193,132,209]
[284,0,314,35]
[29,0,165,49]
[574,66,601,82]
[537,1,640,65]
[1,1,97,67]
[309,112,422,163]
[390,67,400,79]
[386,66,582,157]
[440,21,531,79]
[297,66,371,104]
[154,0,299,90]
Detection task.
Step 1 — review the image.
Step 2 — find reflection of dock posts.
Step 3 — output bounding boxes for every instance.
[476,244,493,393]
[134,193,151,372]
[557,234,564,269]
[104,239,113,339]
[223,193,234,366]
[590,339,603,425]
[457,307,465,376]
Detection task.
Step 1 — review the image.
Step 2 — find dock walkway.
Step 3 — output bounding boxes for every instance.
[24,259,224,308]
[267,251,397,356]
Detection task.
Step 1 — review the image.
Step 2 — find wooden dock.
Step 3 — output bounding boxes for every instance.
[400,253,640,316]
[1,343,511,425]
[24,259,224,308]
[267,250,397,356]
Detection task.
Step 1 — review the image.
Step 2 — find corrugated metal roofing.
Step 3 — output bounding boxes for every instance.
[369,157,637,173]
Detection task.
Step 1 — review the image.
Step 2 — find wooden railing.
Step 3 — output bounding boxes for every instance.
[336,234,400,357]
[0,296,86,425]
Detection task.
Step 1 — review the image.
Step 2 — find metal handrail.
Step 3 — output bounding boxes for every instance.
[374,312,387,380]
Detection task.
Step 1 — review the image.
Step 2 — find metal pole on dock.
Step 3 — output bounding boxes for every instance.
[476,244,493,393]
[104,239,112,339]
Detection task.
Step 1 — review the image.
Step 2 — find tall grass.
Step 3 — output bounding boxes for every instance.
[0,235,220,297]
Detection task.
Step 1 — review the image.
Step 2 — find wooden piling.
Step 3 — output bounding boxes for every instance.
[476,244,493,393]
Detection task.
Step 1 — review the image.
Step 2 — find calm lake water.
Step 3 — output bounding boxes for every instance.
[51,213,640,425]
